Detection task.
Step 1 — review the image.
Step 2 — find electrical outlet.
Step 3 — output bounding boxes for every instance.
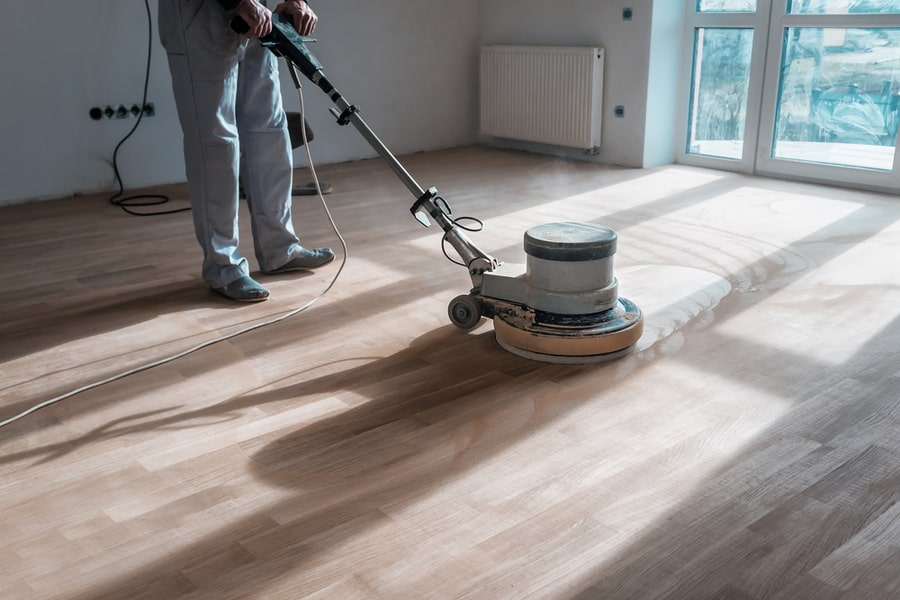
[89,102,155,120]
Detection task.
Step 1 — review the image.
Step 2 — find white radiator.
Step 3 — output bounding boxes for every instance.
[480,45,605,150]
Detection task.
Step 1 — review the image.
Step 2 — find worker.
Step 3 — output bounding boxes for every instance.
[158,0,334,302]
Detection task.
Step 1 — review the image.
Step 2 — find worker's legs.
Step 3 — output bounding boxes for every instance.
[234,40,304,273]
[159,0,251,290]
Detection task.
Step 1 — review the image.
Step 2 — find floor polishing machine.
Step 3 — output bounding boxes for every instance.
[242,14,644,363]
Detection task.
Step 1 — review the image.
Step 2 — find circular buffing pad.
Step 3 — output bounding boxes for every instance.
[493,298,644,364]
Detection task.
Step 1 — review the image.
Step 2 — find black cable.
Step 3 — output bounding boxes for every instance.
[1,81,347,431]
[109,0,189,216]
[451,215,484,233]
[432,195,485,267]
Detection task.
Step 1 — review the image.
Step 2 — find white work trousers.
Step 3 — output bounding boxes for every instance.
[158,0,302,288]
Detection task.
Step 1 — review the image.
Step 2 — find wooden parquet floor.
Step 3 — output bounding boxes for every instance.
[1,146,899,599]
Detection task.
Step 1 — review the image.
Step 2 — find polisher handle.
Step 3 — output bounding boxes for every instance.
[230,15,251,34]
[232,12,499,278]
[231,14,323,78]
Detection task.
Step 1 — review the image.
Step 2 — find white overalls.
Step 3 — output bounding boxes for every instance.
[158,0,303,288]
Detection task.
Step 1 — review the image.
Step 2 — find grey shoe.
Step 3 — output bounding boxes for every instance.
[212,276,270,302]
[263,247,335,274]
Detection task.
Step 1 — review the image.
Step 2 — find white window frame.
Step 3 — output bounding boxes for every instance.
[675,2,774,174]
[677,0,900,194]
[756,3,900,193]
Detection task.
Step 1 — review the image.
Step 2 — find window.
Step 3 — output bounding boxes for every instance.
[787,0,900,15]
[698,0,757,12]
[773,27,900,171]
[687,28,755,160]
[678,0,900,193]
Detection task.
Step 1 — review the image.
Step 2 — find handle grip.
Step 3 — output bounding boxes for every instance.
[230,15,251,35]
[231,13,324,81]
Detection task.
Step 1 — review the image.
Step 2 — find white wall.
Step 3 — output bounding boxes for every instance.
[285,0,481,167]
[0,0,683,205]
[645,1,687,167]
[0,2,184,205]
[479,0,660,168]
[0,0,480,205]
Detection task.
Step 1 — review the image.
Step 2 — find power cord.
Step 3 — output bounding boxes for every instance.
[0,68,347,429]
[109,0,185,216]
[438,204,485,267]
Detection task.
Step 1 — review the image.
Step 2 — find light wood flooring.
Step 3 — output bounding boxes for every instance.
[1,146,899,599]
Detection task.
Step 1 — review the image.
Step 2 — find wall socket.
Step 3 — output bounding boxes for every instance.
[90,103,154,120]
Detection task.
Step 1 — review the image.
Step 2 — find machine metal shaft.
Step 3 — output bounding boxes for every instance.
[273,17,499,281]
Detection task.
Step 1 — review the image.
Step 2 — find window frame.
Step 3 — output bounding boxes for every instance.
[755,5,900,192]
[675,3,774,174]
[677,0,900,194]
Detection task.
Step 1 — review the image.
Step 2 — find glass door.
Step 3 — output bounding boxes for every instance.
[677,0,772,173]
[678,0,900,193]
[757,0,900,191]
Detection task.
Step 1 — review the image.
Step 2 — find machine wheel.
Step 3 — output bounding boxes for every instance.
[448,294,483,329]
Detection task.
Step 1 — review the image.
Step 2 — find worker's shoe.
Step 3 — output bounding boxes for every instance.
[212,276,270,302]
[263,248,335,274]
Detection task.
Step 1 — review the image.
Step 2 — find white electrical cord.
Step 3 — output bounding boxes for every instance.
[0,80,347,430]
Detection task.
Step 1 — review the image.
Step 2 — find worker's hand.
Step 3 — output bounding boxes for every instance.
[235,0,272,39]
[274,0,318,36]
